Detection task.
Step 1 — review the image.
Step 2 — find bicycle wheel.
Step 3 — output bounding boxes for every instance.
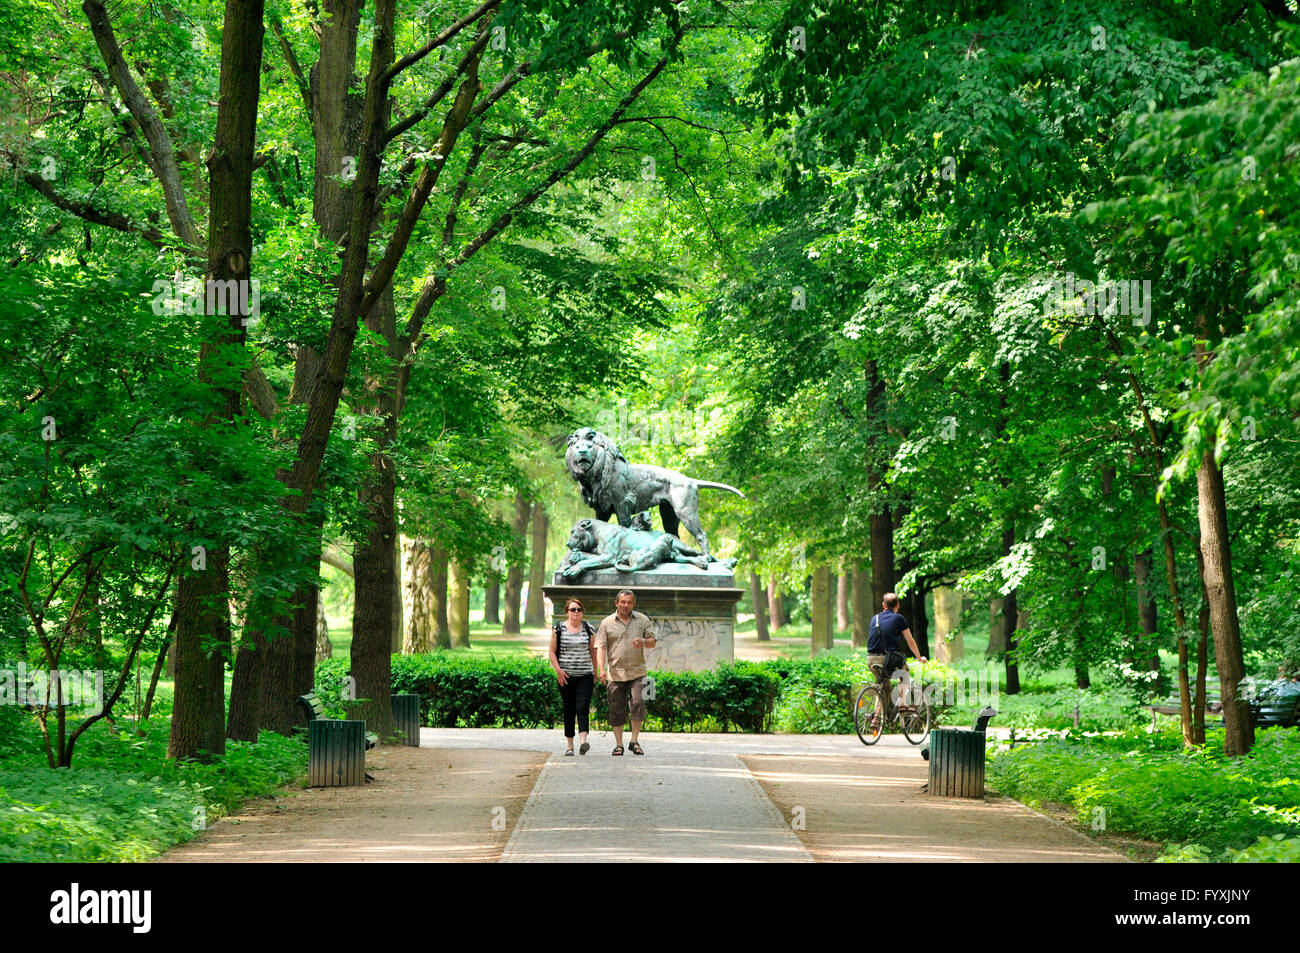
[902,701,932,745]
[854,684,885,745]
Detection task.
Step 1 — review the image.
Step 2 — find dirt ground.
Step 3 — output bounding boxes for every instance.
[157,746,547,863]
[740,752,1128,863]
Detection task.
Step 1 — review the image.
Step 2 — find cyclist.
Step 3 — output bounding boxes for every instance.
[867,593,927,723]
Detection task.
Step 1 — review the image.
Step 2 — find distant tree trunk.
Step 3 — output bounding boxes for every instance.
[483,582,500,626]
[836,566,850,632]
[448,558,471,648]
[869,513,893,610]
[902,585,930,658]
[391,532,403,652]
[524,502,548,627]
[810,566,833,655]
[987,597,1006,655]
[767,579,787,630]
[748,570,769,642]
[932,587,963,662]
[401,537,442,653]
[430,546,450,649]
[1193,546,1212,746]
[991,528,1021,694]
[315,596,333,663]
[503,492,529,634]
[1134,548,1160,679]
[851,562,869,649]
[865,359,894,610]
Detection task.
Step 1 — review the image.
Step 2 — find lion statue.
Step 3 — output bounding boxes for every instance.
[564,427,744,560]
[561,518,738,579]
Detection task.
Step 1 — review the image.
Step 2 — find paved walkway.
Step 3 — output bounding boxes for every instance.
[421,729,1127,863]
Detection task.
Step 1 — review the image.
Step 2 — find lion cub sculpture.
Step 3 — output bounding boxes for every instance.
[564,427,744,560]
[562,518,738,579]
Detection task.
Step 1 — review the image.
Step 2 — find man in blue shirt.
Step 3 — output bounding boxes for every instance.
[867,592,927,710]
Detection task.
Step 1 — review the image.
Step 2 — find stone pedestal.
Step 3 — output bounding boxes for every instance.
[544,563,742,672]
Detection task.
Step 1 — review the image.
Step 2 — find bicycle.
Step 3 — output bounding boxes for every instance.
[853,660,932,745]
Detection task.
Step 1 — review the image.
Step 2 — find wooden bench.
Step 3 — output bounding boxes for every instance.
[297,692,376,787]
[1251,690,1300,729]
[1148,695,1221,729]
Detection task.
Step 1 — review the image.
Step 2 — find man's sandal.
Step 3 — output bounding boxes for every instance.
[612,745,624,756]
[628,741,644,755]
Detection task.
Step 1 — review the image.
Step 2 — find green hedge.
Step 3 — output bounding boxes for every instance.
[316,654,781,732]
[314,653,958,734]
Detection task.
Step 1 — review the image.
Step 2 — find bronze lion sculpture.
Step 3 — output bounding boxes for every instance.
[564,427,744,559]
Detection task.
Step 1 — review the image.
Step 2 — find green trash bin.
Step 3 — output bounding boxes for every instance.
[927,726,986,798]
[392,693,421,747]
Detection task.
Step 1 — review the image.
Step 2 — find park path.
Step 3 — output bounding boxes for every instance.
[423,730,1127,863]
[159,729,1126,863]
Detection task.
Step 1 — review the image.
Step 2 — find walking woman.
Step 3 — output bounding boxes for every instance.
[549,598,599,755]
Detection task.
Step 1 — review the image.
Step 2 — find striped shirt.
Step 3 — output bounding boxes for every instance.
[556,622,595,676]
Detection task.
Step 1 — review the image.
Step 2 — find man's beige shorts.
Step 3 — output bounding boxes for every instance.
[607,678,646,726]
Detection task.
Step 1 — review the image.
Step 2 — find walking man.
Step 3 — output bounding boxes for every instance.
[595,589,657,755]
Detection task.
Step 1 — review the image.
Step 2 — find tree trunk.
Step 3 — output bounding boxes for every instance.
[503,492,529,634]
[810,566,832,655]
[524,503,548,627]
[999,524,1021,694]
[987,597,1006,654]
[401,537,438,653]
[865,358,894,610]
[1134,548,1160,678]
[851,562,869,649]
[1074,634,1091,689]
[932,587,963,662]
[748,571,769,642]
[869,512,894,610]
[1196,450,1251,753]
[449,558,471,648]
[1193,545,1211,746]
[483,582,500,625]
[350,454,398,738]
[391,531,403,652]
[169,0,264,760]
[767,579,787,631]
[902,585,930,658]
[315,595,333,663]
[1193,315,1251,755]
[427,546,451,649]
[836,567,850,632]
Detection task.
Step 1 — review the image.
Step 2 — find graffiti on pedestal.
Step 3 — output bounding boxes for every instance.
[645,617,732,672]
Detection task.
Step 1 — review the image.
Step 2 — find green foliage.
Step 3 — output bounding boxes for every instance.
[989,726,1300,856]
[0,708,305,862]
[949,683,1146,731]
